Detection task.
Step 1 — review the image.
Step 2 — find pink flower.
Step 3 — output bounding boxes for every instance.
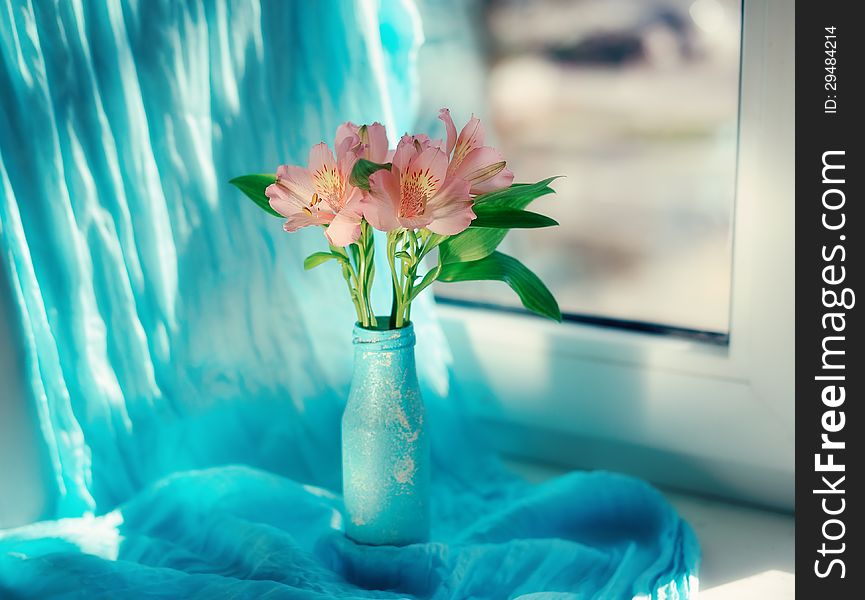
[336,122,389,163]
[438,108,514,195]
[266,122,390,246]
[364,134,474,235]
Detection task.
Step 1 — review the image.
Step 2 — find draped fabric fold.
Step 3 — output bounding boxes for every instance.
[0,1,698,597]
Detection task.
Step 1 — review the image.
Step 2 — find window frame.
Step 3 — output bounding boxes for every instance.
[437,0,794,510]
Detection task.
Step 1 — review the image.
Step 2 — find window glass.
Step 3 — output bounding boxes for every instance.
[425,0,742,333]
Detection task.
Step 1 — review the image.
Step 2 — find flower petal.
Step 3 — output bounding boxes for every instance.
[470,165,514,195]
[392,134,445,173]
[335,122,359,150]
[267,165,315,215]
[452,115,485,170]
[451,146,514,194]
[398,214,434,230]
[274,165,315,198]
[283,210,330,232]
[363,122,389,163]
[364,169,402,232]
[335,124,360,174]
[308,142,336,174]
[406,146,448,196]
[414,134,445,152]
[268,194,302,218]
[438,108,457,156]
[337,143,359,181]
[425,177,474,235]
[326,190,364,246]
[392,134,418,173]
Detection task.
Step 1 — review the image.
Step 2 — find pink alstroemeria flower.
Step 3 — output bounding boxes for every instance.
[336,121,389,163]
[266,123,388,246]
[364,134,474,235]
[438,108,514,195]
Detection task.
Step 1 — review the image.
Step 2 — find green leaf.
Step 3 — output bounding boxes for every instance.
[228,174,281,218]
[440,178,559,264]
[473,176,560,208]
[438,251,561,321]
[349,159,391,191]
[423,233,448,253]
[303,252,347,270]
[409,263,442,302]
[470,205,558,229]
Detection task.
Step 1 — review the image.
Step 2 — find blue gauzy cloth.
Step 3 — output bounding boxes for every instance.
[0,467,697,599]
[0,1,699,598]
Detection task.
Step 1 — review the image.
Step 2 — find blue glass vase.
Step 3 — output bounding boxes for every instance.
[342,322,430,545]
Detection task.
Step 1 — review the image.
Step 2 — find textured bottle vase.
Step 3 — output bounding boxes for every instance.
[342,322,430,545]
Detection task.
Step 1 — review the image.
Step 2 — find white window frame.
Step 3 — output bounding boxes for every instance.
[437,0,794,510]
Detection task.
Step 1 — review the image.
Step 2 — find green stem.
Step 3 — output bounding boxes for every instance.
[338,260,363,324]
[334,243,367,327]
[390,231,407,328]
[386,229,448,329]
[387,231,400,329]
[357,239,369,327]
[366,224,378,328]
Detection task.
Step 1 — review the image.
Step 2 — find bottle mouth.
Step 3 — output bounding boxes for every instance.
[352,321,416,351]
[354,318,412,332]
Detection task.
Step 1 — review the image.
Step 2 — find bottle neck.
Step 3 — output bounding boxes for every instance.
[352,322,416,353]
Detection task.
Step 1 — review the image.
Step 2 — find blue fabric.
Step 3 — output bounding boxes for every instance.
[0,1,699,598]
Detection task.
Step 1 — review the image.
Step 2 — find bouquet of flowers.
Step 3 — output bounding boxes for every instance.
[230,109,560,329]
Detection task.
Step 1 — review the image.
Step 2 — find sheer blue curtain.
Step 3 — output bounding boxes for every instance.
[0,1,698,597]
[0,0,437,516]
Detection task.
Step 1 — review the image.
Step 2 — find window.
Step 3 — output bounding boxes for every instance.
[425,0,742,335]
[421,0,794,510]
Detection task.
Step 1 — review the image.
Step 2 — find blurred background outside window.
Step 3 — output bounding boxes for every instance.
[419,0,742,334]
